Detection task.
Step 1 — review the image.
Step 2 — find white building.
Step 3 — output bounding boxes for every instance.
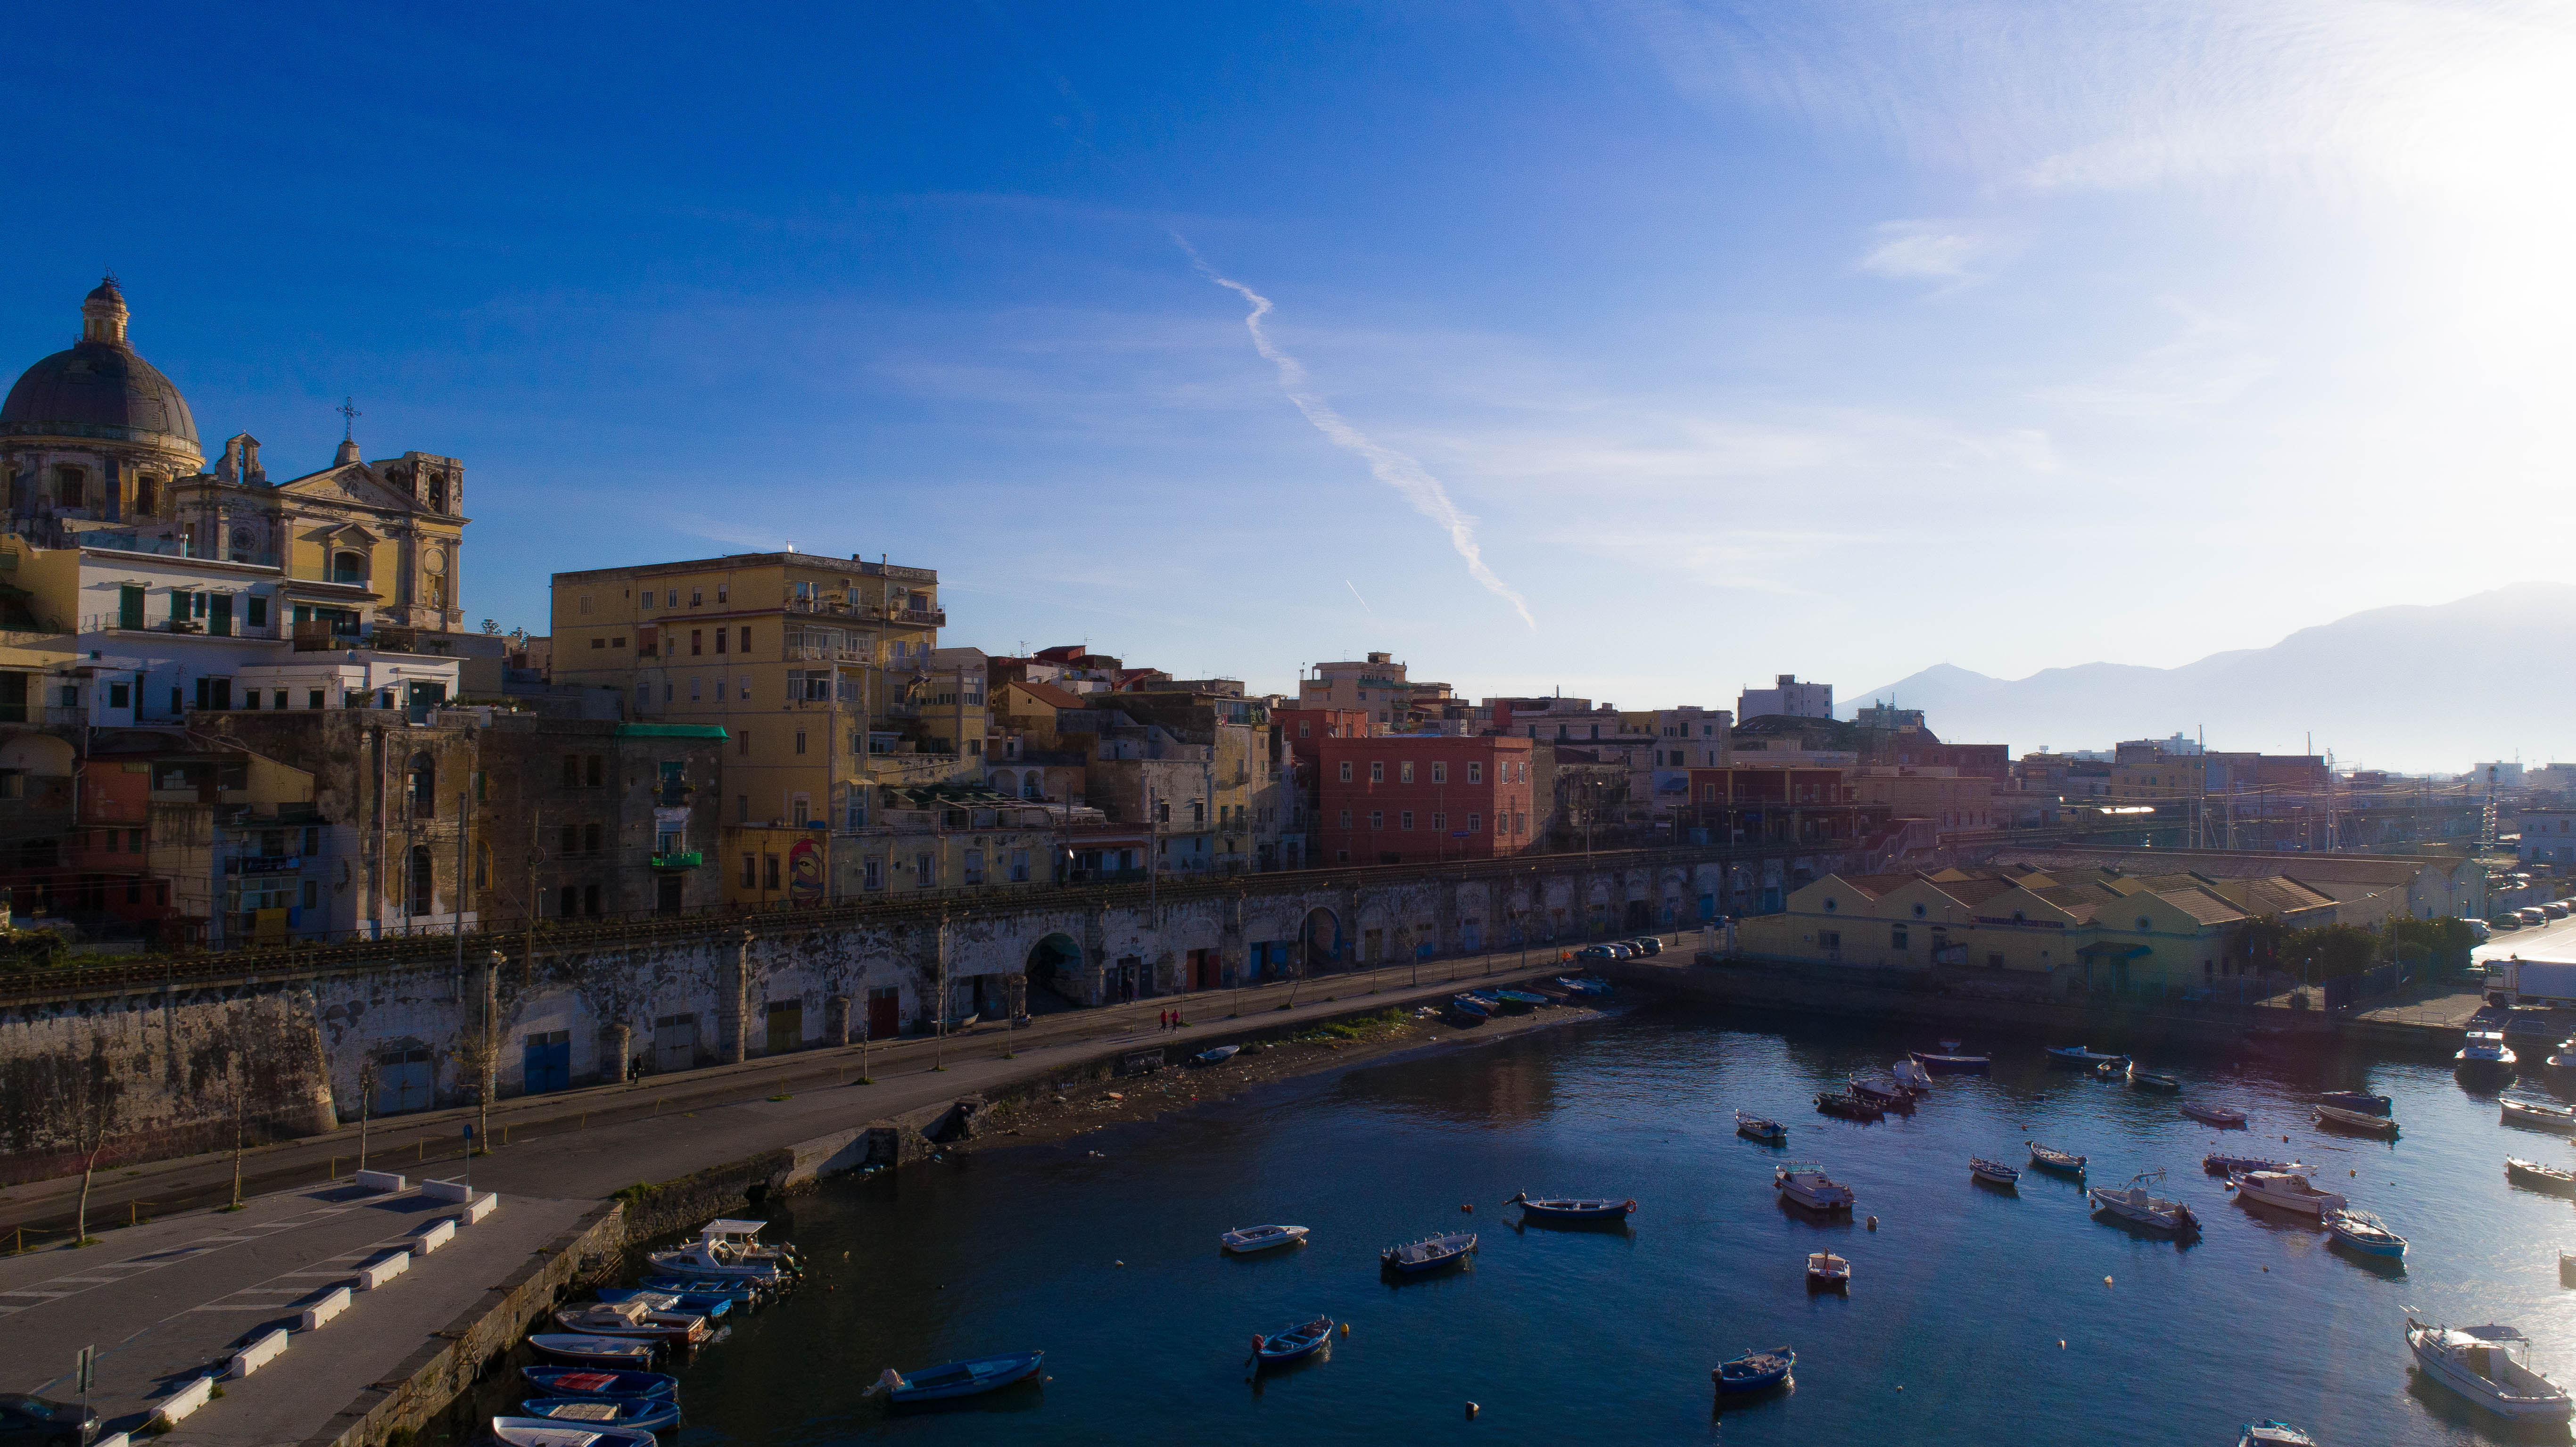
[1737,673,1833,721]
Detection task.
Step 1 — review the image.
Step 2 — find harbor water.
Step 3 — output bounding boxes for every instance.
[571,1002,2576,1444]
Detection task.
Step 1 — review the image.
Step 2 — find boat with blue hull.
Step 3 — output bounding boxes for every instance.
[2325,1209,2407,1258]
[637,1275,763,1306]
[1250,1315,1335,1367]
[1713,1346,1794,1394]
[519,1397,682,1432]
[1735,1111,1787,1145]
[1553,976,1612,996]
[520,1367,677,1401]
[2046,1045,2128,1068]
[1381,1232,1477,1273]
[1911,1049,1991,1074]
[1448,994,1491,1020]
[2317,1090,2391,1115]
[872,1350,1046,1405]
[596,1286,730,1320]
[1506,1192,1636,1222]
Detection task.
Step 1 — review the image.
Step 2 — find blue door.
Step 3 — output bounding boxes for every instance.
[523,1030,571,1094]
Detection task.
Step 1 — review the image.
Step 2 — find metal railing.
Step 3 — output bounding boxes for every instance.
[86,613,284,641]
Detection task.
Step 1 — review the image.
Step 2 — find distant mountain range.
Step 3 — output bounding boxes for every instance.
[1845,582,2576,773]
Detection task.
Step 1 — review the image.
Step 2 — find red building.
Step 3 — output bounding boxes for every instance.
[1318,733,1534,865]
[1684,765,1891,848]
[1273,707,1371,770]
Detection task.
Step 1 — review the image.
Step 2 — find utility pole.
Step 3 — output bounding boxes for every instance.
[933,906,951,1070]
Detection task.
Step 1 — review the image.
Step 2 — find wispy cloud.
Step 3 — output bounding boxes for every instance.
[1857,219,2009,289]
[1176,237,1537,630]
[2038,304,2275,420]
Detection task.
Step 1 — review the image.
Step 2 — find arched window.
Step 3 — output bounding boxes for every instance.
[428,473,449,511]
[133,475,161,517]
[582,822,602,855]
[332,551,366,584]
[407,845,433,917]
[1023,774,1042,800]
[407,752,435,817]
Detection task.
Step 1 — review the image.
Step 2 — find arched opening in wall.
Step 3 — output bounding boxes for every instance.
[1022,774,1042,800]
[406,845,434,917]
[332,551,366,584]
[1025,933,1084,1011]
[1299,907,1342,972]
[1624,899,1652,931]
[428,472,449,512]
[407,752,436,817]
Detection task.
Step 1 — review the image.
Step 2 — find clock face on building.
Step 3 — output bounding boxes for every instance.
[424,547,446,575]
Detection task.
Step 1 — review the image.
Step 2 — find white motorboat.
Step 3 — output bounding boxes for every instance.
[1891,1059,1934,1093]
[2236,1423,2315,1447]
[2406,1318,2574,1421]
[1805,1251,1851,1288]
[1969,1157,2021,1186]
[2229,1170,2348,1220]
[644,1239,787,1282]
[2548,1037,2576,1070]
[1220,1223,1309,1255]
[2088,1171,2198,1234]
[2458,1030,2519,1074]
[1774,1162,1856,1212]
[2326,1209,2406,1258]
[697,1218,798,1267]
[553,1299,710,1346]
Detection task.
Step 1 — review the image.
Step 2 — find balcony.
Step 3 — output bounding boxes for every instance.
[895,607,945,628]
[86,613,284,641]
[650,850,704,871]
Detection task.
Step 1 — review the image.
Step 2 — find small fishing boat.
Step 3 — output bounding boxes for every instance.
[2237,1423,2317,1447]
[1891,1059,1935,1093]
[870,1350,1047,1404]
[2458,1030,2520,1077]
[2047,1045,2128,1068]
[2503,1098,2576,1132]
[1491,988,1549,1012]
[1220,1223,1309,1255]
[2314,1104,2399,1137]
[2325,1209,2406,1258]
[644,1239,788,1283]
[2028,1142,2087,1175]
[2549,1038,2576,1070]
[1249,1315,1335,1367]
[2406,1319,2574,1422]
[2181,1102,2248,1128]
[554,1299,710,1347]
[1506,1192,1636,1222]
[520,1368,678,1401]
[2317,1090,2392,1115]
[1381,1232,1477,1274]
[1193,1044,1241,1066]
[2089,1171,2198,1234]
[1553,976,1612,996]
[2126,1064,2182,1093]
[1847,1074,1914,1109]
[527,1335,660,1368]
[1712,1346,1794,1395]
[1815,1089,1883,1122]
[1774,1162,1856,1212]
[2560,1252,2576,1285]
[1448,994,1492,1020]
[595,1287,730,1321]
[1970,1157,2021,1186]
[1911,1049,1991,1074]
[2229,1170,2348,1220]
[638,1275,764,1306]
[518,1397,681,1433]
[2509,1157,2576,1192]
[1805,1251,1851,1289]
[1735,1110,1788,1145]
[490,1417,658,1447]
[2206,1152,2298,1176]
[698,1218,797,1268]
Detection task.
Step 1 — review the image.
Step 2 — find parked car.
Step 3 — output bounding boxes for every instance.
[0,1393,99,1447]
[2492,914,2523,930]
[2544,902,2571,920]
[2466,918,2493,941]
[2518,907,2549,927]
[1574,943,1619,961]
[1629,937,1663,956]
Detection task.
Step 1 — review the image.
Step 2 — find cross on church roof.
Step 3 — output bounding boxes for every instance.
[337,395,361,441]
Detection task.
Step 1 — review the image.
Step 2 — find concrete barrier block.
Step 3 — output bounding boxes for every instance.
[300,1285,351,1330]
[464,1191,498,1224]
[421,1176,474,1203]
[230,1326,289,1378]
[413,1219,455,1255]
[95,1433,130,1447]
[157,1376,214,1423]
[356,1250,410,1290]
[354,1169,406,1193]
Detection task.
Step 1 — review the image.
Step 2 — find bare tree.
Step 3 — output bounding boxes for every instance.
[355,1056,380,1172]
[56,1046,123,1247]
[225,1009,249,1211]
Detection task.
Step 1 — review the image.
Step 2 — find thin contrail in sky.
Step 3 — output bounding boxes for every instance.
[1177,236,1536,630]
[1345,579,1375,614]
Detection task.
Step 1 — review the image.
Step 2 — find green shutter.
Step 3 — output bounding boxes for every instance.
[117,585,144,631]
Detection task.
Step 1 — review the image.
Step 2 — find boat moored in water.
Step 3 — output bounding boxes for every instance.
[1713,1346,1795,1394]
[517,1397,681,1433]
[2459,1030,2520,1077]
[2028,1142,2087,1175]
[2088,1171,2198,1234]
[1506,1192,1636,1222]
[2047,1045,2128,1068]
[553,1299,710,1346]
[1847,1073,1915,1109]
[491,1416,658,1447]
[1815,1089,1883,1122]
[1220,1223,1309,1255]
[1911,1049,1991,1074]
[1775,1162,1857,1212]
[2181,1101,2248,1127]
[2229,1170,2348,1220]
[2510,1157,2576,1192]
[871,1350,1047,1404]
[2206,1152,2298,1176]
[2317,1090,2392,1115]
[1891,1058,1935,1092]
[2237,1422,2317,1447]
[1249,1316,1335,1367]
[2406,1319,2574,1422]
[1735,1110,1788,1145]
[527,1335,660,1368]
[2503,1098,2576,1132]
[1381,1232,1478,1274]
[2315,1104,2400,1137]
[2325,1209,2407,1258]
[1805,1251,1850,1289]
[1970,1157,2021,1186]
[520,1367,678,1401]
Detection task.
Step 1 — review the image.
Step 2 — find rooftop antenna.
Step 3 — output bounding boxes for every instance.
[336,395,361,441]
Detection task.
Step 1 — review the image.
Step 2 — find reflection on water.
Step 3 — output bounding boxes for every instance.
[471,1001,2576,1446]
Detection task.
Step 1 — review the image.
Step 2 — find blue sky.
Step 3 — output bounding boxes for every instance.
[4,2,2569,735]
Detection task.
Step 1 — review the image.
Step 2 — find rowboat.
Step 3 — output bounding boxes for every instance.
[1712,1346,1794,1395]
[1805,1251,1851,1289]
[2314,1104,2399,1137]
[2502,1098,2576,1132]
[1448,994,1491,1020]
[1553,976,1612,996]
[1735,1110,1787,1145]
[1970,1157,2021,1186]
[2126,1065,2182,1093]
[1220,1224,1309,1255]
[553,1299,709,1346]
[2509,1157,2576,1192]
[2028,1142,2087,1175]
[1491,989,1549,1012]
[519,1368,678,1400]
[1380,1232,1477,1274]
[2406,1319,2573,1422]
[2325,1209,2406,1258]
[518,1397,681,1433]
[2046,1045,2127,1068]
[2229,1170,2348,1220]
[596,1287,730,1321]
[2206,1152,2298,1176]
[1815,1089,1882,1122]
[1506,1192,1636,1222]
[2089,1171,2197,1234]
[527,1335,659,1368]
[1911,1049,1991,1074]
[871,1350,1046,1404]
[2317,1090,2391,1115]
[2238,1423,2317,1447]
[2181,1102,2248,1128]
[1774,1162,1856,1211]
[637,1275,765,1305]
[1891,1059,1935,1093]
[1250,1315,1335,1367]
[490,1417,658,1447]
[1193,1044,1241,1066]
[1849,1073,1916,1109]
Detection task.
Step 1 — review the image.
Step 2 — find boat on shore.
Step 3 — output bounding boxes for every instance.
[2047,1045,2128,1068]
[1713,1346,1794,1395]
[1775,1162,1856,1212]
[2406,1319,2573,1422]
[2028,1142,2087,1175]
[1491,989,1549,1012]
[2229,1170,2348,1220]
[528,1335,660,1368]
[2206,1152,2298,1176]
[1553,976,1612,996]
[2126,1064,2182,1092]
[520,1367,678,1401]
[517,1397,681,1433]
[2325,1209,2406,1258]
[1735,1110,1787,1145]
[1250,1316,1335,1367]
[1448,994,1491,1020]
[1912,1049,1990,1074]
[870,1350,1046,1404]
[1381,1232,1477,1274]
[1805,1251,1851,1289]
[1220,1223,1309,1255]
[2503,1098,2576,1132]
[1815,1089,1883,1122]
[1506,1192,1636,1222]
[2509,1157,2576,1193]
[491,1417,657,1447]
[2089,1171,2198,1234]
[2182,1102,2248,1127]
[2317,1090,2391,1115]
[2315,1104,2399,1137]
[1193,1044,1241,1066]
[1970,1157,2021,1186]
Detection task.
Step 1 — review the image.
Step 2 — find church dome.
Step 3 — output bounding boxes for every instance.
[0,279,201,459]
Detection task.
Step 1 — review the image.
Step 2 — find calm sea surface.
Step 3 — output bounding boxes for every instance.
[532,1002,2576,1445]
